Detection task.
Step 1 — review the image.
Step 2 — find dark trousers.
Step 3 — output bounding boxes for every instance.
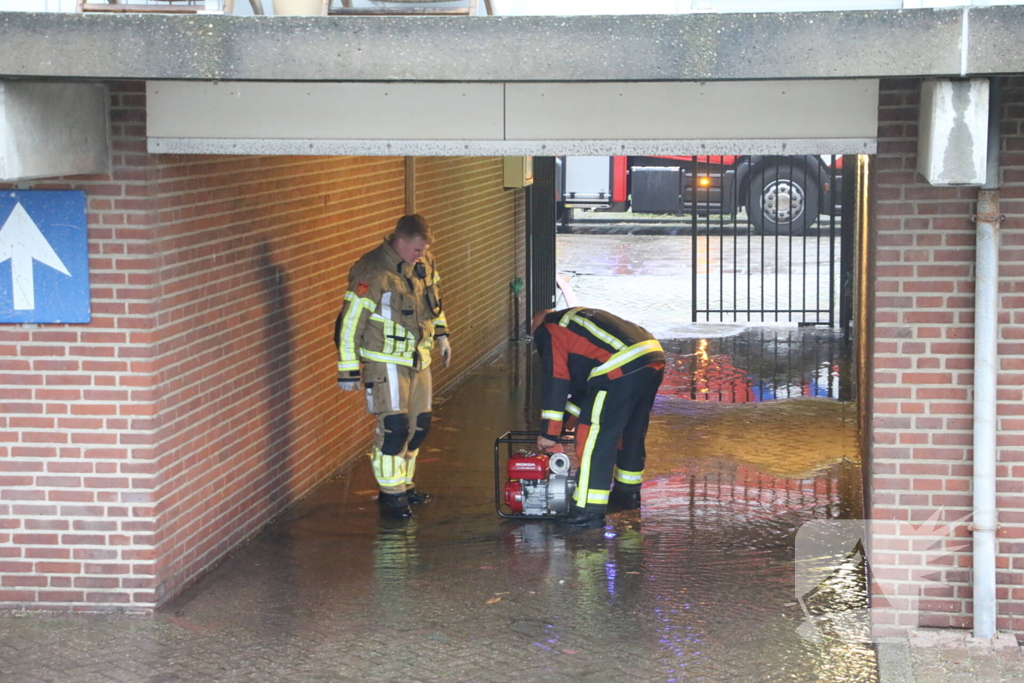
[573,365,664,509]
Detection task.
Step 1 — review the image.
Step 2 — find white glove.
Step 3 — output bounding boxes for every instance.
[437,336,452,368]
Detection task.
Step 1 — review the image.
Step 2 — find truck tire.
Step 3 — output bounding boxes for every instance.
[747,165,819,235]
[556,200,571,233]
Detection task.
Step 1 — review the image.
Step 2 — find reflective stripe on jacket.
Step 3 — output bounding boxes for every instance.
[334,237,447,378]
[533,308,663,439]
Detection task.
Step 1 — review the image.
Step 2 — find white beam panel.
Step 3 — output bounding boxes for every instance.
[505,81,879,141]
[147,79,879,155]
[147,82,505,141]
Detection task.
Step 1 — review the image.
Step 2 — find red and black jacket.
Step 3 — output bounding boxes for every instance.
[533,308,664,440]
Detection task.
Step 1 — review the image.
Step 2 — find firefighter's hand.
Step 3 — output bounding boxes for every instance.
[537,435,557,452]
[437,335,452,368]
[337,377,361,392]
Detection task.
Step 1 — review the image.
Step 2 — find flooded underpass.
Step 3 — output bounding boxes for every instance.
[0,328,876,683]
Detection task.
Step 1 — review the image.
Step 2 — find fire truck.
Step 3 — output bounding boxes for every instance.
[557,155,842,234]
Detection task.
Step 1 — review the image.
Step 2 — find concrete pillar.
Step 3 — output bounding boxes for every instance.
[0,81,109,181]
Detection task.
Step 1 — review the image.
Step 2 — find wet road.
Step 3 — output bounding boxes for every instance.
[557,234,842,339]
[0,332,873,682]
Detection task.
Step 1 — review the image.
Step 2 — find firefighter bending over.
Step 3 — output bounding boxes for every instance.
[531,308,664,528]
[334,214,451,520]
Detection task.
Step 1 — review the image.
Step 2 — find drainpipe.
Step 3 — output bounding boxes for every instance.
[855,155,874,520]
[972,77,1002,640]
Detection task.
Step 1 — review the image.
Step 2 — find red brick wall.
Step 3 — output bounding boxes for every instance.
[146,154,407,603]
[0,82,525,611]
[416,157,527,394]
[0,83,159,611]
[871,77,1024,636]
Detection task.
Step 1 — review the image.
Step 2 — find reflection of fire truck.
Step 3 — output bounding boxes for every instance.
[557,155,842,234]
[657,344,841,404]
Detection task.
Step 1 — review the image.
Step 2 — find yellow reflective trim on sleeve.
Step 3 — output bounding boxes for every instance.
[564,401,580,417]
[433,314,448,328]
[542,410,564,422]
[418,338,433,370]
[588,339,664,379]
[338,291,375,364]
[338,361,360,372]
[614,467,644,485]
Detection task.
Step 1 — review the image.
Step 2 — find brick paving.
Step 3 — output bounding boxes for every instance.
[877,631,1024,683]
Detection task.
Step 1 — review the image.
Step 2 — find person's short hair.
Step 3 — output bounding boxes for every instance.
[394,214,433,244]
[531,309,554,335]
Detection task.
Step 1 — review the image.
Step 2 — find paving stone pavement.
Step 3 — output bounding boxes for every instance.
[1,232,1022,682]
[556,228,1024,683]
[2,343,879,683]
[876,631,1024,683]
[0,347,1019,683]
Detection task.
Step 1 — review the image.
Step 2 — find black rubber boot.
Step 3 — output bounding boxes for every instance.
[607,485,642,512]
[378,491,413,520]
[405,488,431,505]
[559,505,606,528]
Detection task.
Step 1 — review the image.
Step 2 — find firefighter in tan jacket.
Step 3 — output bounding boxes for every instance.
[334,215,451,519]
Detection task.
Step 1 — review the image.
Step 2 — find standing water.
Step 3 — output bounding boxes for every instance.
[0,328,873,682]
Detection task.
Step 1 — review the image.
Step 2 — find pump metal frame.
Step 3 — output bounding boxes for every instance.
[494,431,576,519]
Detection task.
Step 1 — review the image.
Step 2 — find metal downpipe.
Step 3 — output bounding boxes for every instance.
[855,155,874,520]
[972,77,1002,640]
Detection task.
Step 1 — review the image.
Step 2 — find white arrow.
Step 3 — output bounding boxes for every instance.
[0,202,71,310]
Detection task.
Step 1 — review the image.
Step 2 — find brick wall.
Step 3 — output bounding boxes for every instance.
[0,82,526,611]
[871,77,1024,636]
[0,83,159,611]
[415,157,527,394]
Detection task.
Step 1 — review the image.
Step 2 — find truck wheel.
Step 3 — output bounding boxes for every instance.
[747,165,819,235]
[556,201,572,233]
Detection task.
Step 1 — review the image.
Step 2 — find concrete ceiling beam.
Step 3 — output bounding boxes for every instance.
[0,7,1021,83]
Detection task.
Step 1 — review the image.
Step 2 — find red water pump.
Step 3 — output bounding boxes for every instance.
[503,449,576,517]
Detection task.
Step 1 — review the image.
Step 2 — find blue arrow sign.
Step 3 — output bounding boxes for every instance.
[0,191,89,324]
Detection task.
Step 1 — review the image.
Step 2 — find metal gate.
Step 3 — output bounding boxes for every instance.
[627,154,852,326]
[527,157,558,322]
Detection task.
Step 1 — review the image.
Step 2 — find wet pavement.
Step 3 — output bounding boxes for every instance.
[4,228,1022,681]
[556,233,842,339]
[0,331,882,682]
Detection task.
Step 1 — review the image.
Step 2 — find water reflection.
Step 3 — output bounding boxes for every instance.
[507,322,870,678]
[661,326,850,401]
[149,333,874,683]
